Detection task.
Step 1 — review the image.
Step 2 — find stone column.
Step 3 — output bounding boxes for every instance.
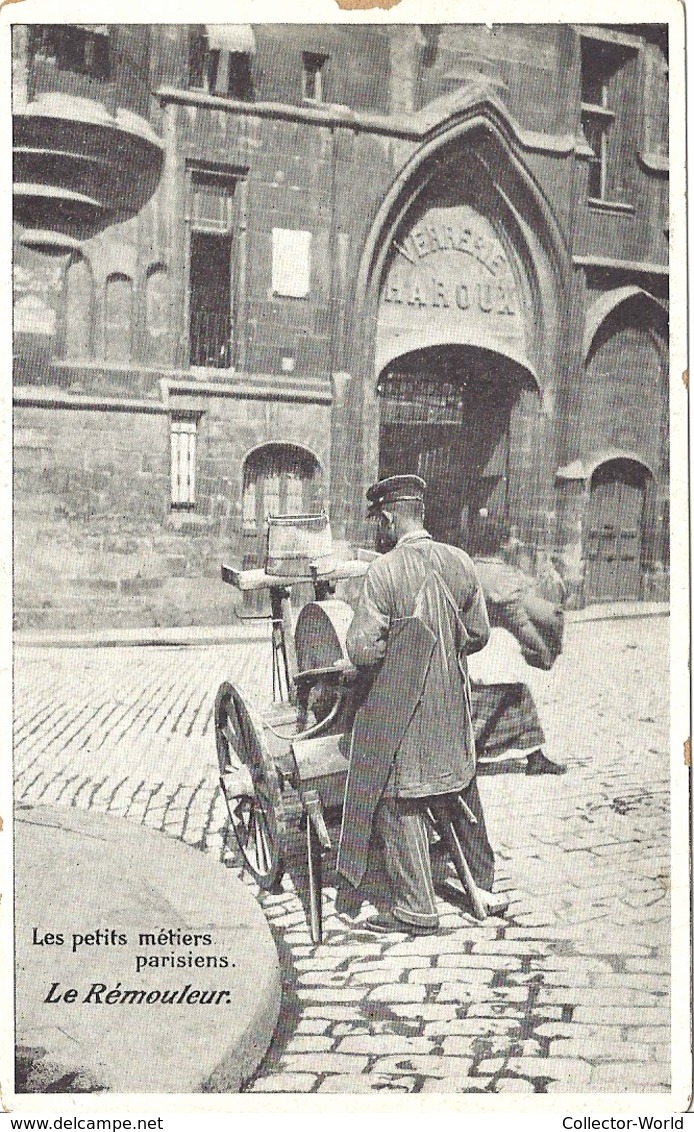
[388,27,425,115]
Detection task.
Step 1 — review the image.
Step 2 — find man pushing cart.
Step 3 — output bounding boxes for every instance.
[216,481,520,941]
[337,474,509,935]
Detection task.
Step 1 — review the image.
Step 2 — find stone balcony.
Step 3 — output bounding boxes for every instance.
[13,92,164,246]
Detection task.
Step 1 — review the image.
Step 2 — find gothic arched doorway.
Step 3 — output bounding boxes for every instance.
[356,119,569,557]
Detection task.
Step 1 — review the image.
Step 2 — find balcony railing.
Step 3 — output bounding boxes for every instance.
[189,308,233,369]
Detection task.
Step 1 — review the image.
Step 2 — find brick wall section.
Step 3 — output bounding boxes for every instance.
[14,405,169,629]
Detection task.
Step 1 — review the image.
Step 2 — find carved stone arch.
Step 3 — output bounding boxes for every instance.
[356,101,572,310]
[587,449,657,485]
[345,97,573,546]
[584,286,668,362]
[353,101,573,402]
[240,440,324,480]
[582,286,669,486]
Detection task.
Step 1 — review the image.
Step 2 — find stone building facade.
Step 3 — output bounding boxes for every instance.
[12,23,670,629]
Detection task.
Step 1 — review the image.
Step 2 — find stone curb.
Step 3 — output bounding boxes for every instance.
[14,602,669,649]
[14,620,273,649]
[566,601,669,624]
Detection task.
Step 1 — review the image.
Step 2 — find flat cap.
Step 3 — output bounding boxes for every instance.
[366,474,427,515]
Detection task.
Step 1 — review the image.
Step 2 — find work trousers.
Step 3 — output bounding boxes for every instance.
[374,778,495,929]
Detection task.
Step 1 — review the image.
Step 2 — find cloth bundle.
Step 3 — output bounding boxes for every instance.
[473,557,565,674]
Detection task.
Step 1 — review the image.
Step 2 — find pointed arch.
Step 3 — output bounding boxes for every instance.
[584,286,668,360]
[356,97,572,311]
[353,97,573,400]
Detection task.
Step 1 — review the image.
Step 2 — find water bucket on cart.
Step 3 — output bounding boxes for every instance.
[265,513,334,578]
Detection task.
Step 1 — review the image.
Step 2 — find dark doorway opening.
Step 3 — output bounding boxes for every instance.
[189,231,233,368]
[378,345,534,550]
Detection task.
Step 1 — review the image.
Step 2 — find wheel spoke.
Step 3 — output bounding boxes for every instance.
[245,805,260,864]
[258,810,276,874]
[254,809,270,873]
[234,703,258,767]
[226,705,243,750]
[223,724,243,769]
[229,699,246,744]
[233,798,252,838]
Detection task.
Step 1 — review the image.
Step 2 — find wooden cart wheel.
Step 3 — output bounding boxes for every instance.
[215,681,287,890]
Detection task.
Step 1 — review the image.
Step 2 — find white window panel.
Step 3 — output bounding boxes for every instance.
[272,228,312,298]
[263,472,281,519]
[171,417,197,508]
[242,478,256,530]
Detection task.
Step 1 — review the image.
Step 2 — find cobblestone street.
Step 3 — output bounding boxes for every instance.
[14,615,671,1095]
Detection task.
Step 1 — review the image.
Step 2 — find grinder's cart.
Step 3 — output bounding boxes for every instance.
[215,555,367,943]
[215,549,489,944]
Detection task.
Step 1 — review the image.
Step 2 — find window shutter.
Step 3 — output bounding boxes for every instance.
[185,420,196,504]
[171,418,197,508]
[171,423,182,506]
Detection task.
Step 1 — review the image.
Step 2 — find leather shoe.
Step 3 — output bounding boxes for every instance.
[359,912,438,936]
[526,749,567,775]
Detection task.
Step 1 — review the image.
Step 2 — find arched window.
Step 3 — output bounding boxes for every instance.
[242,444,322,535]
[64,254,93,360]
[145,264,170,365]
[104,272,133,363]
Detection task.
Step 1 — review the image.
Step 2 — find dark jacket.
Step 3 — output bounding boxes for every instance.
[346,530,490,798]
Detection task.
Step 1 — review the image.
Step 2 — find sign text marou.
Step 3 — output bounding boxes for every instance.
[383,216,518,319]
[383,276,516,316]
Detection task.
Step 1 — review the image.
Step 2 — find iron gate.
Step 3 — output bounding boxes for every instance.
[378,368,513,548]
